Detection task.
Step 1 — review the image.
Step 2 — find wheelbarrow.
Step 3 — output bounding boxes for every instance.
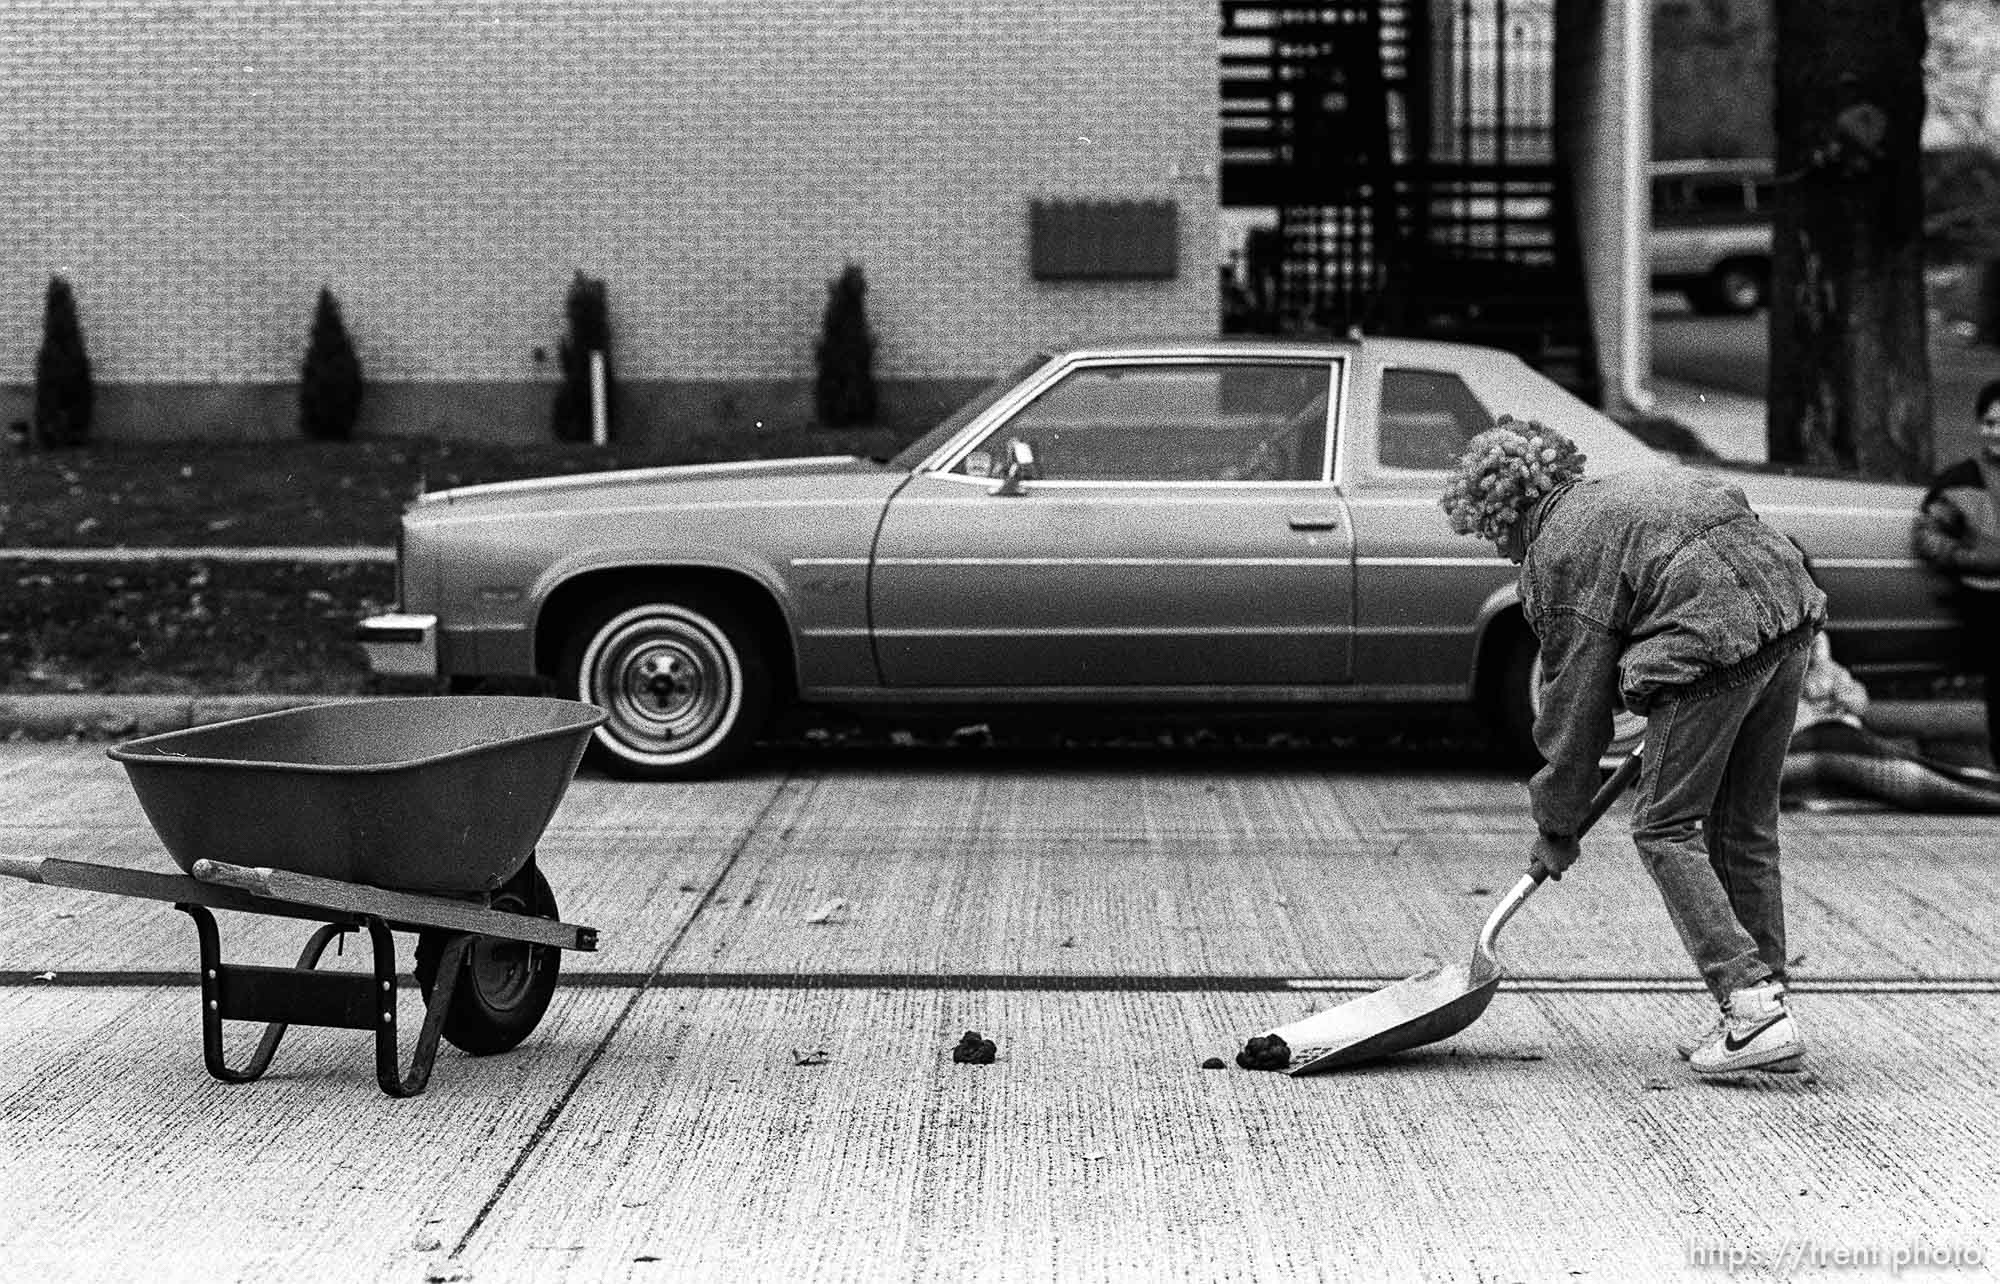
[0,696,606,1098]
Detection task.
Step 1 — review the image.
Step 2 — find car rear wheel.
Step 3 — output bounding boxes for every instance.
[1486,626,1542,764]
[560,589,771,780]
[1486,626,1646,764]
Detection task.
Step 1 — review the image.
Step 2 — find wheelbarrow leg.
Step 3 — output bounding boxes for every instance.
[375,921,468,1099]
[180,905,352,1085]
[177,905,470,1098]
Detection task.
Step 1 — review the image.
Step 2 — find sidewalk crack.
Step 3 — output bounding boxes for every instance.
[448,763,815,1259]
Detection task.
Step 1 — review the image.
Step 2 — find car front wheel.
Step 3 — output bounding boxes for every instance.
[560,589,771,780]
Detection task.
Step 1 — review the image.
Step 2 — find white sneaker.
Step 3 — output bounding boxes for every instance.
[1689,980,1804,1075]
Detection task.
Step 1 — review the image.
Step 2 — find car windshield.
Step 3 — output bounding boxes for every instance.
[886,353,1054,471]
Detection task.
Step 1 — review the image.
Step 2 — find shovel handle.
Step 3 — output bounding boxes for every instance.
[1480,746,1644,957]
[1521,742,1647,890]
[1576,743,1646,839]
[1478,871,1544,954]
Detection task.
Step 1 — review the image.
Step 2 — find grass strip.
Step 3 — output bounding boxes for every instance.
[4,558,393,695]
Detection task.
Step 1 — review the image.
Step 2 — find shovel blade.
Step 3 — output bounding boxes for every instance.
[1267,961,1503,1075]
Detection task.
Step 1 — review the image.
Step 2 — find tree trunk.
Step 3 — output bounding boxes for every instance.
[1769,0,1931,480]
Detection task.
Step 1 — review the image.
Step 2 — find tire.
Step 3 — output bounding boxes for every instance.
[414,863,560,1057]
[1486,625,1542,764]
[559,588,772,781]
[1487,624,1645,763]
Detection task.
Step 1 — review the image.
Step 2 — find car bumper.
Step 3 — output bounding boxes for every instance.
[355,612,440,677]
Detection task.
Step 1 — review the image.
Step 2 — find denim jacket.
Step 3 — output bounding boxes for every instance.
[1519,468,1827,836]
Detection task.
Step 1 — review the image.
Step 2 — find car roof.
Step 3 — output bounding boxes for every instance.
[1057,334,1531,368]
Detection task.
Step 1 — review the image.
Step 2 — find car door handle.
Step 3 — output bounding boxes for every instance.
[1288,514,1341,531]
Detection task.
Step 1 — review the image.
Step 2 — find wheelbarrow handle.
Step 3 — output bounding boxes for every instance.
[1482,744,1645,951]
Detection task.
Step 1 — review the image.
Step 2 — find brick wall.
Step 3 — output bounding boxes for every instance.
[0,1,1218,438]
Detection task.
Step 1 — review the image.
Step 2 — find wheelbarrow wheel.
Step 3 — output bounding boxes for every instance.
[413,863,562,1056]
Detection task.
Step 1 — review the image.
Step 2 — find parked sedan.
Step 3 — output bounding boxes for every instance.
[358,338,1960,779]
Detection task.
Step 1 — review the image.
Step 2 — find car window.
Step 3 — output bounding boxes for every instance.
[953,361,1331,482]
[1376,368,1495,470]
[1650,167,1773,226]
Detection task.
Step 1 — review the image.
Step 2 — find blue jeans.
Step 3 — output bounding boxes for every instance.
[1630,642,1812,999]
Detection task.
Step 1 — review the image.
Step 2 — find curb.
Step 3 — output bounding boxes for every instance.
[0,546,394,563]
[0,693,375,739]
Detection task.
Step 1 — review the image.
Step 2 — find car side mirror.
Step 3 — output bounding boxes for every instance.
[990,438,1038,496]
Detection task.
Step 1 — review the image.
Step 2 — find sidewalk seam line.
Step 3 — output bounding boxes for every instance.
[11,972,1997,995]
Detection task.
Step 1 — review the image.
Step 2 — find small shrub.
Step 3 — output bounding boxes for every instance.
[815,263,877,427]
[553,271,613,443]
[300,286,364,442]
[34,276,94,449]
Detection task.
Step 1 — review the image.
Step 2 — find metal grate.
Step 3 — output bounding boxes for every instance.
[1219,0,1597,403]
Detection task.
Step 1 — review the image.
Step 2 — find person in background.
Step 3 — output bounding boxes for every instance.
[1793,629,1870,736]
[1441,417,1826,1077]
[1783,632,2000,811]
[1781,574,2000,812]
[1911,378,2000,768]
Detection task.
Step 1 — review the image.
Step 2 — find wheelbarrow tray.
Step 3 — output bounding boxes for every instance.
[108,696,606,895]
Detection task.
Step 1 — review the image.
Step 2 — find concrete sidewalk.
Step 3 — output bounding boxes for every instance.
[0,692,361,738]
[2,741,1996,1281]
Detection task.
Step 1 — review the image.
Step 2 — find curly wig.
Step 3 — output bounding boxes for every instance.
[1439,416,1588,542]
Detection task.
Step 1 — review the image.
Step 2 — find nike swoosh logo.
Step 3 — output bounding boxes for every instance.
[1724,1015,1785,1053]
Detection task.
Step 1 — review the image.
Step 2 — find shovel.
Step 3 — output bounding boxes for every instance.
[1242,745,1644,1075]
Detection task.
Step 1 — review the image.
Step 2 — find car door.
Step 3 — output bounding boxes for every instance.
[868,355,1355,689]
[1338,363,1518,696]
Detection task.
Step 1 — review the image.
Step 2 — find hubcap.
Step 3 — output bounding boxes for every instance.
[466,889,536,1010]
[636,649,701,719]
[466,935,536,1010]
[582,605,742,766]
